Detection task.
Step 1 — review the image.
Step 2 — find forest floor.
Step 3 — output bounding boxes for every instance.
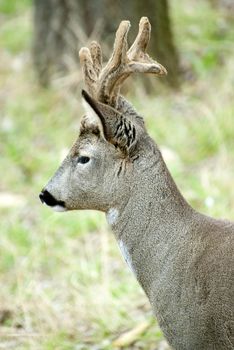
[0,1,234,349]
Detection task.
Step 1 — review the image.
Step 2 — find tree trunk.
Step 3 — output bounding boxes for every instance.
[134,0,180,87]
[33,0,81,86]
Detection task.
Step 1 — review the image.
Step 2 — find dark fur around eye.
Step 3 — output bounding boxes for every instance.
[77,156,90,164]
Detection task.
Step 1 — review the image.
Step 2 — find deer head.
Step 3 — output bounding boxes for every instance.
[39,17,167,213]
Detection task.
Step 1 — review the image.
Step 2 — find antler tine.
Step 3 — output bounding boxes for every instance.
[128,17,150,59]
[127,17,167,75]
[79,47,98,97]
[105,20,130,67]
[89,41,102,77]
[97,20,130,105]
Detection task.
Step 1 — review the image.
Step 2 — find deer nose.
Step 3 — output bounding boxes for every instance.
[39,189,64,207]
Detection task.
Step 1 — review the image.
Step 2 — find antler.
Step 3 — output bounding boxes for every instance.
[79,17,167,108]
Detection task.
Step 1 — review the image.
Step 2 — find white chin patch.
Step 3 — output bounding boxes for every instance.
[52,205,67,212]
[106,208,119,225]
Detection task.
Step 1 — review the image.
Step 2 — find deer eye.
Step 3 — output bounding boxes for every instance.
[77,156,90,164]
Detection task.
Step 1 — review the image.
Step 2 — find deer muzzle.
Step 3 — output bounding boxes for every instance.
[39,189,67,212]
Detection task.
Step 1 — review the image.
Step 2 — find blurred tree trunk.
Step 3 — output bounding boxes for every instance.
[134,0,180,87]
[33,0,79,86]
[209,0,234,16]
[33,0,180,88]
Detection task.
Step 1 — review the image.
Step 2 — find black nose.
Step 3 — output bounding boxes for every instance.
[39,190,65,207]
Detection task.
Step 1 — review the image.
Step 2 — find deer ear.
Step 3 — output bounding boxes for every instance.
[81,90,105,137]
[81,90,137,154]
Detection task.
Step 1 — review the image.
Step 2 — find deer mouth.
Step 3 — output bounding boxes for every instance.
[39,190,67,212]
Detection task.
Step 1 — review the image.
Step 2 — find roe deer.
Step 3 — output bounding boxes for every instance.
[39,17,234,350]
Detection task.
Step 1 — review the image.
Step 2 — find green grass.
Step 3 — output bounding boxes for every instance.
[0,0,31,15]
[0,0,234,349]
[0,15,31,53]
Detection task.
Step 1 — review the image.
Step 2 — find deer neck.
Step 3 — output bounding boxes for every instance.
[106,146,193,294]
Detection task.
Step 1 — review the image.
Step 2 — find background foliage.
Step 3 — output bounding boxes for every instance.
[0,0,234,349]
